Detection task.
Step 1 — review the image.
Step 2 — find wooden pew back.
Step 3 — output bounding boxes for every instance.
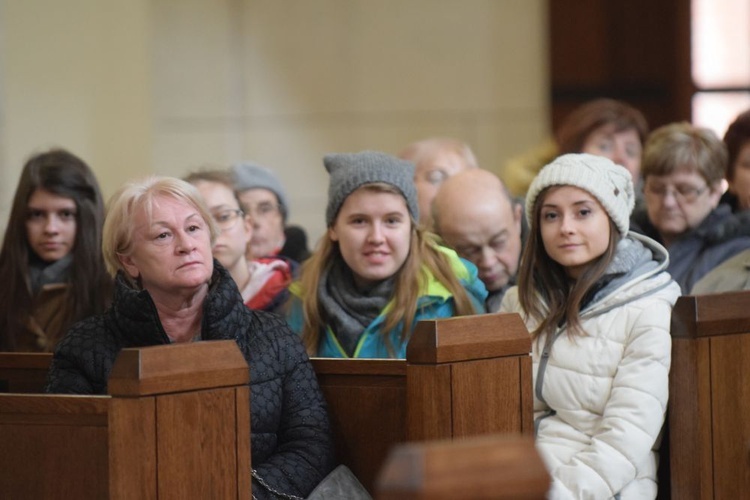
[0,352,50,393]
[376,434,550,499]
[0,341,251,500]
[669,291,750,499]
[312,312,533,492]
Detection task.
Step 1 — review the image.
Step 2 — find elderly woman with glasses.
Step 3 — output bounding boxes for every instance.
[630,121,750,293]
[45,176,335,499]
[184,170,295,314]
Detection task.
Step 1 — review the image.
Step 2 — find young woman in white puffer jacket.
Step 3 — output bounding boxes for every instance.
[500,153,681,500]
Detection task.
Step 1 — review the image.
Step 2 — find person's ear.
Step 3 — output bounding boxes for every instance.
[708,180,725,209]
[242,214,253,244]
[117,253,140,280]
[328,226,339,242]
[513,202,523,232]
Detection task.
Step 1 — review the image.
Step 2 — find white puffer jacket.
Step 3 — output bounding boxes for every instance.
[500,233,681,500]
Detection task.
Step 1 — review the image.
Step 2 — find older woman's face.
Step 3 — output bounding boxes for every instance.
[643,169,722,243]
[581,124,642,181]
[119,195,213,296]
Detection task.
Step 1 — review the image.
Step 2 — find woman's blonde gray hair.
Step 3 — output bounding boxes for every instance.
[102,176,219,277]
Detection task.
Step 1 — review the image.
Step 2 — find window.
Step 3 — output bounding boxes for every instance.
[691,0,750,136]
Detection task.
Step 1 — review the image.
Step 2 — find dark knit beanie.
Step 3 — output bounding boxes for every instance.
[324,151,418,226]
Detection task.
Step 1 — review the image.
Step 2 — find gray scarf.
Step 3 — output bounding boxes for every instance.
[318,256,394,356]
[28,254,73,296]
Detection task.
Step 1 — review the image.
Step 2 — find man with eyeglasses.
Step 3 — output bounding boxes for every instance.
[230,162,311,264]
[630,122,750,293]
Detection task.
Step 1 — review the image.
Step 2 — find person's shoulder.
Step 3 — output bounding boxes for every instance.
[499,285,521,312]
[63,312,112,344]
[691,249,750,294]
[52,311,120,368]
[240,309,308,376]
[433,243,477,278]
[244,309,301,348]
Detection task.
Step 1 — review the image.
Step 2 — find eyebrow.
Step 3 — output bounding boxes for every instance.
[150,212,202,227]
[541,199,594,209]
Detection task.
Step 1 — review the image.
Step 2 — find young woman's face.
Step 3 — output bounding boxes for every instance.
[193,180,251,274]
[328,187,412,289]
[25,188,77,262]
[539,186,611,279]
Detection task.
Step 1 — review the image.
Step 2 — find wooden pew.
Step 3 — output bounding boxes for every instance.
[0,340,251,499]
[0,312,533,496]
[0,352,50,393]
[376,434,550,499]
[312,312,533,493]
[669,291,750,499]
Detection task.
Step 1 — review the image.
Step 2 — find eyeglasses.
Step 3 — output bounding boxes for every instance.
[644,183,709,204]
[248,201,282,218]
[211,209,244,232]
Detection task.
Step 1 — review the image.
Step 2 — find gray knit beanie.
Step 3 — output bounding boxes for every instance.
[324,151,419,226]
[230,162,289,219]
[525,153,635,235]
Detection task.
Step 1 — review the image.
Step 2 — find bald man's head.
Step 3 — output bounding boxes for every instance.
[433,169,522,292]
[398,137,478,227]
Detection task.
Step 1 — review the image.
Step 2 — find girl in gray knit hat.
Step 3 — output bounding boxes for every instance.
[499,153,680,499]
[286,150,487,358]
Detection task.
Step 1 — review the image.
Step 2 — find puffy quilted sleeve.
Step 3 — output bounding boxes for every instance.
[44,316,115,395]
[249,317,336,499]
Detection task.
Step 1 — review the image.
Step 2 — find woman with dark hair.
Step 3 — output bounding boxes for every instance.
[501,154,680,498]
[0,149,111,351]
[720,109,750,212]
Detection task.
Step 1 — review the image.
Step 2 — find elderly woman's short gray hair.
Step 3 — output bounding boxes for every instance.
[102,176,219,278]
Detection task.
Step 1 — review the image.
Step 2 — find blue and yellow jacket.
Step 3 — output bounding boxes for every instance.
[286,247,487,358]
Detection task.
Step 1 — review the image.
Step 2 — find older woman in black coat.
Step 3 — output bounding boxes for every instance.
[45,176,335,499]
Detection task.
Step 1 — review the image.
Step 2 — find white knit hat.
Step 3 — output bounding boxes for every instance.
[525,153,635,235]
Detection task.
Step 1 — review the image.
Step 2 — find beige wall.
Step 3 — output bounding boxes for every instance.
[0,0,153,213]
[0,0,548,244]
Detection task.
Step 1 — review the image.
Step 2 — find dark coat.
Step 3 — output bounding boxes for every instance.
[630,204,750,293]
[45,263,335,499]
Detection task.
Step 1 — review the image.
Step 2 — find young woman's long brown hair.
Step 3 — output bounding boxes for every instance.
[518,186,619,340]
[297,183,477,357]
[0,149,112,351]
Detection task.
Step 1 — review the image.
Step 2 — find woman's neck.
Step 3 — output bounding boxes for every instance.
[150,284,209,343]
[227,258,252,292]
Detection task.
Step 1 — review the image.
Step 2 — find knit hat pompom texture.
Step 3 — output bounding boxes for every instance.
[230,162,289,213]
[324,151,419,227]
[525,153,635,236]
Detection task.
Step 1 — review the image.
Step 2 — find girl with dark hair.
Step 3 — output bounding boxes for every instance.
[0,148,111,351]
[500,154,680,499]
